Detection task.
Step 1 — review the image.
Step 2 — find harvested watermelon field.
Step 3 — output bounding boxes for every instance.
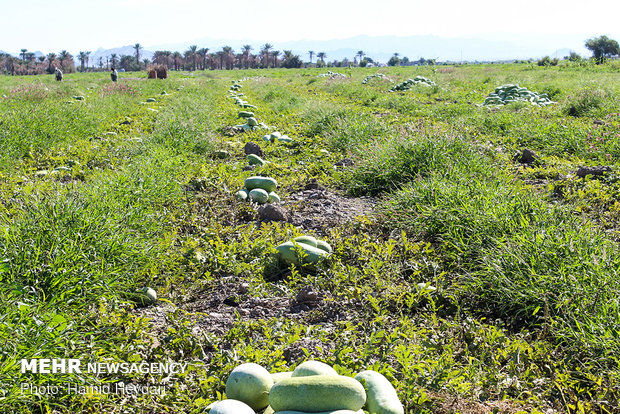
[1,64,620,413]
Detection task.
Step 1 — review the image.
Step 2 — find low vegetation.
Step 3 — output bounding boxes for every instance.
[0,63,619,413]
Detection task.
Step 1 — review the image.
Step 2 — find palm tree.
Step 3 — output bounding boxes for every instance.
[20,49,28,61]
[387,53,401,66]
[356,50,365,64]
[207,53,217,70]
[85,51,91,69]
[198,48,209,70]
[110,53,118,68]
[281,50,297,68]
[308,50,315,64]
[58,50,69,64]
[133,43,143,67]
[271,50,281,68]
[317,52,326,64]
[153,51,172,67]
[58,50,72,71]
[186,45,198,70]
[242,45,252,69]
[165,51,174,68]
[78,51,88,72]
[164,50,173,68]
[222,46,234,69]
[216,51,225,70]
[261,43,273,67]
[172,51,182,70]
[46,53,56,74]
[184,50,193,70]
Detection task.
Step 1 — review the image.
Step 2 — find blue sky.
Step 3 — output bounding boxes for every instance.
[3,0,619,54]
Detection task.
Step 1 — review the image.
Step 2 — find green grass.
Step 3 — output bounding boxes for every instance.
[0,63,619,413]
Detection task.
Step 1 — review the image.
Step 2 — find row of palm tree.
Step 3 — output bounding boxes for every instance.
[2,44,373,76]
[151,44,322,70]
[1,50,76,75]
[154,45,356,70]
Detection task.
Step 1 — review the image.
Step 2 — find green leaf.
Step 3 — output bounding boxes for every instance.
[49,314,68,332]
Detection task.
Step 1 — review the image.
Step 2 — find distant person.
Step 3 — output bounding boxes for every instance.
[111,67,118,82]
[54,67,63,81]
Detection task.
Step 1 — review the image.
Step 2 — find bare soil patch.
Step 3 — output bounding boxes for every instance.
[429,391,554,414]
[283,180,376,235]
[135,280,357,341]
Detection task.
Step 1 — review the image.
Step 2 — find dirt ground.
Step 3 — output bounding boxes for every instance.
[429,391,556,414]
[134,281,356,361]
[283,178,376,235]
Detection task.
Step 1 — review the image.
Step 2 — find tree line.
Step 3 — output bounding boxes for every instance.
[1,50,76,76]
[2,36,618,76]
[1,43,351,75]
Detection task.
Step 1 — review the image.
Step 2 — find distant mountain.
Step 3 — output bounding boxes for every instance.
[547,48,574,59]
[88,46,154,67]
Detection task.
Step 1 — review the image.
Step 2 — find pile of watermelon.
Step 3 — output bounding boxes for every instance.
[483,84,555,106]
[389,76,435,91]
[207,360,404,414]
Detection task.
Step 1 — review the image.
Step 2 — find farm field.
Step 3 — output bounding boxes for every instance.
[0,64,619,413]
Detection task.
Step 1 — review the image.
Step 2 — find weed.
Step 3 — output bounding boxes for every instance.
[563,88,608,117]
